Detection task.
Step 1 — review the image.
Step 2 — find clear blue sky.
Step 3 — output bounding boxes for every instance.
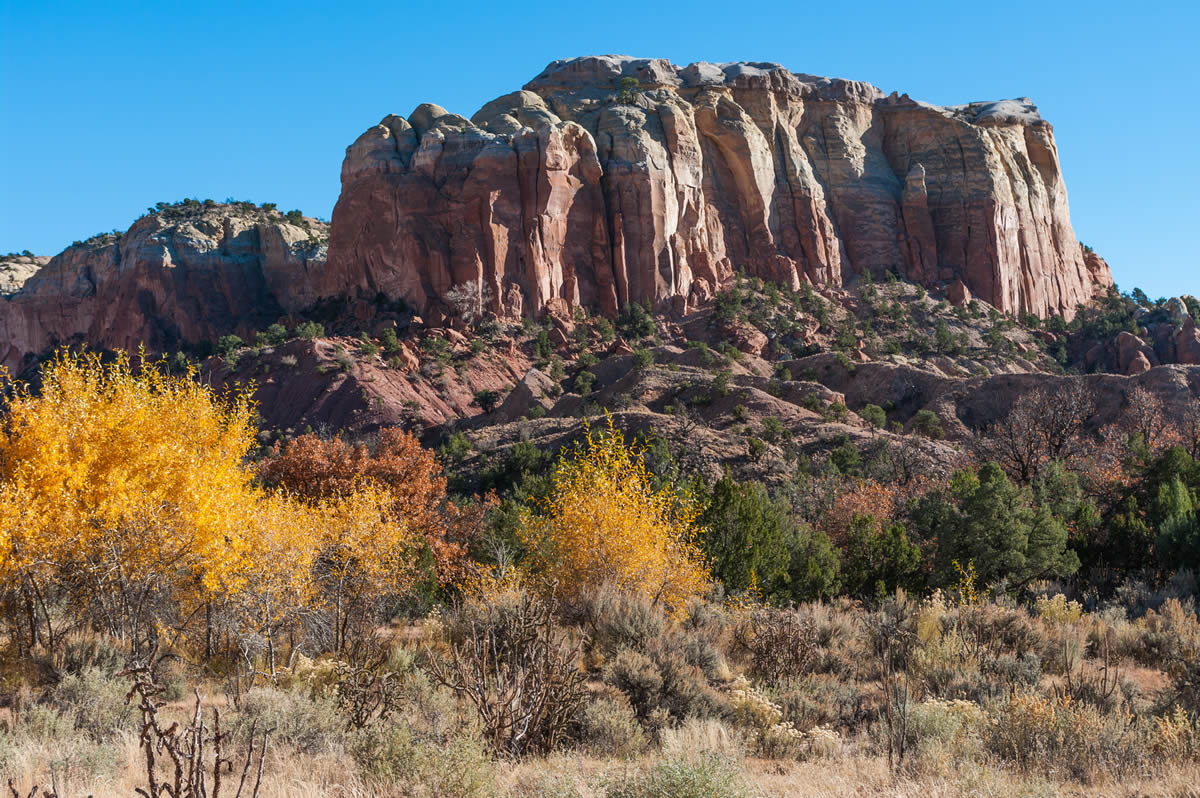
[1,0,1196,298]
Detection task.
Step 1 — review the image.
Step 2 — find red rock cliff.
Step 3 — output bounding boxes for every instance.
[0,206,327,372]
[326,56,1111,323]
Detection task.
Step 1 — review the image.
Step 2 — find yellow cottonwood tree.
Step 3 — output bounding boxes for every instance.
[519,419,709,611]
[209,490,321,669]
[0,349,260,649]
[314,483,421,651]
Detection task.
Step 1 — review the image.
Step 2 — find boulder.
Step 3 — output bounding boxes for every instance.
[492,368,556,423]
[720,320,768,356]
[1175,317,1200,365]
[945,279,972,307]
[1126,351,1153,376]
[1116,331,1159,374]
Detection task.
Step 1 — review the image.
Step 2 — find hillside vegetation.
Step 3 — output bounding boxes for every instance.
[0,344,1199,797]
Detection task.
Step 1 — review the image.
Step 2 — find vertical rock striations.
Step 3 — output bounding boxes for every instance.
[328,56,1111,323]
[0,56,1114,372]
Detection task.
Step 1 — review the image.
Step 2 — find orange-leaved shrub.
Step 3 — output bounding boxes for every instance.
[259,428,485,584]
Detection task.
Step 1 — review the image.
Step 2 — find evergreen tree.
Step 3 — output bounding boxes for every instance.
[1155,476,1200,572]
[914,462,1078,589]
[841,515,922,600]
[787,527,841,601]
[699,473,791,599]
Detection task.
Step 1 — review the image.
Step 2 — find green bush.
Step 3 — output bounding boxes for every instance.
[49,668,134,741]
[237,686,345,754]
[912,409,943,439]
[602,754,753,798]
[351,724,496,797]
[574,370,596,395]
[214,334,243,357]
[860,404,887,429]
[472,389,500,413]
[296,320,324,340]
[711,370,732,398]
[700,474,792,599]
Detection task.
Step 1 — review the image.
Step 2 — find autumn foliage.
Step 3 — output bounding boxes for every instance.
[0,350,260,650]
[518,419,710,611]
[258,428,486,584]
[0,351,437,665]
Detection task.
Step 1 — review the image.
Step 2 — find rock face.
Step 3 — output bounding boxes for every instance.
[327,55,1112,324]
[0,255,49,296]
[0,206,327,372]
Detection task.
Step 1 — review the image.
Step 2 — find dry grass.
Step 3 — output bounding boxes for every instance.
[6,741,1200,798]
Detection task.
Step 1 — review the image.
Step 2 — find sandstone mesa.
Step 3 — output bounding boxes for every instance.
[1,55,1115,373]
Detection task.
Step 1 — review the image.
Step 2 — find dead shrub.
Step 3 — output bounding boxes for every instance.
[424,589,588,755]
[734,606,817,685]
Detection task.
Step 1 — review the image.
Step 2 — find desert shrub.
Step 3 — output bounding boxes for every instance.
[772,674,876,732]
[351,723,496,797]
[860,403,887,429]
[711,369,732,398]
[1036,593,1083,624]
[986,691,1147,782]
[472,388,500,413]
[295,320,324,340]
[631,347,654,370]
[237,686,345,754]
[54,636,125,677]
[905,698,987,774]
[0,724,121,792]
[604,648,662,719]
[47,667,134,741]
[823,401,850,423]
[1156,598,1200,716]
[573,369,596,394]
[214,334,243,357]
[578,692,648,757]
[426,590,587,755]
[727,674,840,760]
[574,584,667,658]
[602,752,753,798]
[602,643,724,725]
[912,409,943,438]
[1146,706,1200,762]
[734,607,817,683]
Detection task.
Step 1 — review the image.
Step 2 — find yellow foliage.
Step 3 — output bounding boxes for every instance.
[518,418,709,611]
[1036,593,1084,625]
[0,350,260,631]
[0,349,424,655]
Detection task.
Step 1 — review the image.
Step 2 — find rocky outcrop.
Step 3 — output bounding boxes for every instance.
[1078,296,1200,374]
[0,255,49,296]
[327,55,1112,325]
[0,206,327,372]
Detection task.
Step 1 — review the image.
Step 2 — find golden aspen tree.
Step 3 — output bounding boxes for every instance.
[519,418,709,611]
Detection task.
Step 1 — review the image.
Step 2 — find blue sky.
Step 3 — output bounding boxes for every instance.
[1,0,1196,298]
